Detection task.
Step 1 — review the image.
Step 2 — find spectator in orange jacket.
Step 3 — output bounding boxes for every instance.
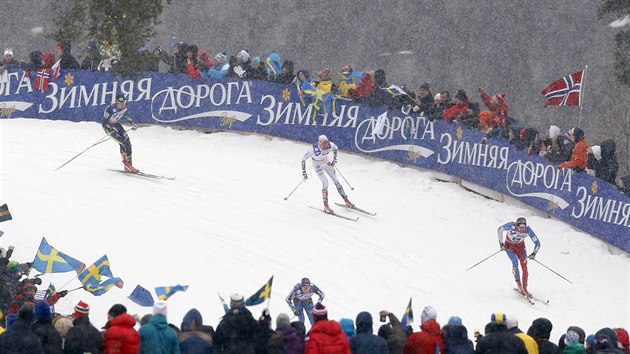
[479,88,509,127]
[305,303,351,354]
[403,306,445,354]
[559,127,588,172]
[102,304,140,354]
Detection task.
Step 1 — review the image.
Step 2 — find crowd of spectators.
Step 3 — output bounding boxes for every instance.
[2,39,627,198]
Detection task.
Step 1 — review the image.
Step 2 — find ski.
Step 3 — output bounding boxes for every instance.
[531,296,550,305]
[108,169,176,180]
[513,288,535,305]
[307,206,359,221]
[334,203,377,216]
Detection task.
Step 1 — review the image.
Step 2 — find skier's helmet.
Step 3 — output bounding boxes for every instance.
[301,277,311,286]
[115,93,127,103]
[516,217,527,227]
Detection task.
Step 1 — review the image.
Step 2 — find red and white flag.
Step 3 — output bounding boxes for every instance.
[541,70,584,107]
[33,69,51,91]
[51,58,61,80]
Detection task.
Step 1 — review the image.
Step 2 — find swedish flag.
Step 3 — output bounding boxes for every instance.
[0,204,12,223]
[245,276,273,306]
[32,237,84,274]
[84,277,124,296]
[217,293,230,313]
[78,255,113,287]
[155,284,188,300]
[401,297,414,327]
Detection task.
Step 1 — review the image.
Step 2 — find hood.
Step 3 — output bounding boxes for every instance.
[600,139,616,160]
[106,313,137,328]
[311,319,343,337]
[445,324,469,339]
[419,319,442,336]
[150,313,170,329]
[527,318,553,340]
[355,311,373,334]
[181,308,203,332]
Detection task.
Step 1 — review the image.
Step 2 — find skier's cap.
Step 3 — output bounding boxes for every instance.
[516,217,527,227]
[301,277,311,286]
[318,135,329,143]
[4,48,13,57]
[115,94,127,103]
[490,312,506,324]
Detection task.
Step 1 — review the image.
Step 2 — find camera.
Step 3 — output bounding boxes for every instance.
[379,314,387,322]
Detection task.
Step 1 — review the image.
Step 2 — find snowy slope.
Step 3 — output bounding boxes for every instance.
[0,118,628,342]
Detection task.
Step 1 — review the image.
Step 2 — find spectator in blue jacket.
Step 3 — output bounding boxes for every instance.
[139,301,180,354]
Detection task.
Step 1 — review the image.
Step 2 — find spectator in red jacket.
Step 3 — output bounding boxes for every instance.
[443,89,473,122]
[305,303,351,354]
[559,127,589,172]
[479,88,509,127]
[102,304,140,354]
[403,305,445,354]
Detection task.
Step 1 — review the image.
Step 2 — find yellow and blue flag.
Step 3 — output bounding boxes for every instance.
[401,297,414,327]
[245,276,273,306]
[155,284,188,300]
[32,237,85,274]
[218,293,230,313]
[0,204,12,223]
[84,277,123,296]
[78,255,113,287]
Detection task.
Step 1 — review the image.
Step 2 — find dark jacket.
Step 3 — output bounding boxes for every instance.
[594,139,618,185]
[377,313,406,354]
[64,316,103,354]
[526,318,558,354]
[213,307,260,354]
[0,306,44,354]
[58,43,80,70]
[277,326,304,354]
[179,308,213,354]
[442,324,474,354]
[474,323,527,354]
[32,315,63,354]
[350,312,388,354]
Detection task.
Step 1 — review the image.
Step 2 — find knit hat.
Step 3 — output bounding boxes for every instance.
[4,48,13,57]
[549,125,561,139]
[590,145,602,161]
[567,326,586,343]
[230,293,245,309]
[153,300,168,317]
[276,313,290,329]
[565,330,580,345]
[420,82,430,90]
[420,306,437,324]
[447,316,462,326]
[74,301,90,318]
[490,312,506,324]
[34,301,51,320]
[434,93,441,101]
[214,51,227,63]
[108,304,127,318]
[311,303,328,322]
[252,56,261,65]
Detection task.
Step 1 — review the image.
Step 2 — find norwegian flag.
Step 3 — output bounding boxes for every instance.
[34,69,51,91]
[541,70,584,107]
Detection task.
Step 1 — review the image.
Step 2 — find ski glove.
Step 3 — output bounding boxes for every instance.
[302,170,308,180]
[330,157,337,167]
[527,252,537,260]
[131,123,138,131]
[499,242,505,251]
[290,306,299,316]
[59,290,68,297]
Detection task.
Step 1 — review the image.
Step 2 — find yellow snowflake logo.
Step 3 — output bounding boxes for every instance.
[64,73,74,86]
[591,181,598,195]
[456,127,463,140]
[282,88,291,101]
[548,200,559,211]
[407,147,421,163]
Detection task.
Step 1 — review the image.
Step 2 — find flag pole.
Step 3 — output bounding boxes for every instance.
[577,65,588,128]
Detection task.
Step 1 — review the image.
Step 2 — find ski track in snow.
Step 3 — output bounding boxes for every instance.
[0,118,628,341]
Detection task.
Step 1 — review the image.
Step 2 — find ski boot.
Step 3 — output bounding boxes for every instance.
[516,281,526,296]
[322,190,334,214]
[343,196,355,208]
[122,153,140,173]
[522,281,532,298]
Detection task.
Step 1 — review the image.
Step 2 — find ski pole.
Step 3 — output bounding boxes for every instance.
[335,166,354,190]
[531,258,573,284]
[55,134,110,171]
[284,179,305,201]
[465,249,502,272]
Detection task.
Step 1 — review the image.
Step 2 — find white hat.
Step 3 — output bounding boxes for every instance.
[4,48,13,56]
[420,306,437,324]
[153,300,168,317]
[318,135,329,143]
[506,314,518,329]
[214,51,227,63]
[237,49,249,62]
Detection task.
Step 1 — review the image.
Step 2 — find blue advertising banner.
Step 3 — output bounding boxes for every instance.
[1,70,628,252]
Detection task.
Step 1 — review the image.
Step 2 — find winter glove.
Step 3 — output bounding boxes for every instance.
[329,158,337,167]
[290,306,299,316]
[302,170,308,180]
[499,242,506,251]
[131,123,138,131]
[527,252,537,260]
[59,290,68,297]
